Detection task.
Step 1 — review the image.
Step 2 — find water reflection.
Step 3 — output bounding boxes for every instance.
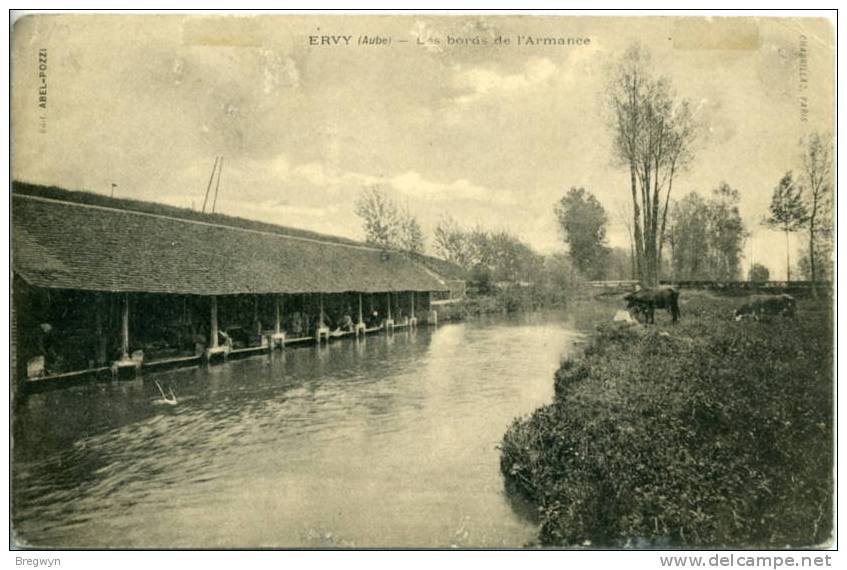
[12,311,584,548]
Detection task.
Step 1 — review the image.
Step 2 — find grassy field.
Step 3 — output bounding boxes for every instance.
[500,291,834,548]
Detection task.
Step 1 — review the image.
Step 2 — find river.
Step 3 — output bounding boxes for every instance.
[12,311,587,548]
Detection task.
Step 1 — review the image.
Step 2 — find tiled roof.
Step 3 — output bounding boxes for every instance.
[12,194,448,295]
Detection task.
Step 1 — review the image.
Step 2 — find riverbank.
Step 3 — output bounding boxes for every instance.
[500,291,833,547]
[436,286,582,322]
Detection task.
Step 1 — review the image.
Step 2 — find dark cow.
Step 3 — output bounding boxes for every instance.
[623,286,681,324]
[734,294,796,321]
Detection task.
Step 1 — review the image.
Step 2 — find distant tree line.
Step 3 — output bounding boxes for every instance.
[433,215,546,291]
[553,183,748,283]
[354,187,581,303]
[668,183,747,281]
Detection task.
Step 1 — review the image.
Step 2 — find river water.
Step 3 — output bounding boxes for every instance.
[12,311,586,548]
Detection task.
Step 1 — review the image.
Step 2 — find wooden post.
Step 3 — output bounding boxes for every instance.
[428,291,437,326]
[411,291,415,316]
[275,295,282,335]
[254,296,261,336]
[121,293,130,359]
[94,293,106,364]
[385,292,395,332]
[210,296,219,348]
[316,293,327,344]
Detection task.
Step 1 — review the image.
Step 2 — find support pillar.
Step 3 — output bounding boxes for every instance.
[206,295,227,364]
[409,291,417,327]
[275,295,281,334]
[428,291,438,326]
[316,293,329,344]
[111,293,138,380]
[210,296,219,349]
[385,292,394,332]
[121,293,130,359]
[355,293,366,337]
[95,293,107,365]
[272,294,285,349]
[254,296,261,336]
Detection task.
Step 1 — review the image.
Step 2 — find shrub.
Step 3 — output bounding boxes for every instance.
[501,293,833,547]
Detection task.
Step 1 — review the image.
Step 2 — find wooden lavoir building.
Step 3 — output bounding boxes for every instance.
[11,187,450,394]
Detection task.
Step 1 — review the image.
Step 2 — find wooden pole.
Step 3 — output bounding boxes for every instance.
[95,293,106,364]
[254,296,261,335]
[275,295,282,334]
[410,291,415,318]
[210,296,219,348]
[121,293,130,359]
[386,292,392,320]
[201,156,219,214]
[211,156,224,214]
[358,293,364,325]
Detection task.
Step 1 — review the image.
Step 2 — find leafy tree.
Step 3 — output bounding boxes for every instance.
[669,184,746,281]
[797,242,832,282]
[397,206,426,253]
[554,187,610,280]
[748,263,770,282]
[433,215,472,267]
[763,172,808,281]
[355,186,398,248]
[607,43,697,285]
[669,193,709,280]
[707,183,746,281]
[354,186,425,253]
[800,132,833,288]
[432,217,545,286]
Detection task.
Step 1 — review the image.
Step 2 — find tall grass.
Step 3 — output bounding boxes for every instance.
[501,293,833,547]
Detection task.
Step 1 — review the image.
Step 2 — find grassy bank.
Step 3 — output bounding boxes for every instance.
[500,292,833,547]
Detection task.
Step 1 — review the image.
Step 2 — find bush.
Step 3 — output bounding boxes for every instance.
[501,293,833,547]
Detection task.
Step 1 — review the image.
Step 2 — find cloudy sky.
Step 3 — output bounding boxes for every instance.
[12,14,834,279]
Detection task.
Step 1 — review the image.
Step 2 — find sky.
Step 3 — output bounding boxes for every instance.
[12,14,835,279]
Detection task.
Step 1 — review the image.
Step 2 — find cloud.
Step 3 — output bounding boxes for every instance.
[389,170,516,205]
[452,58,558,105]
[293,162,380,189]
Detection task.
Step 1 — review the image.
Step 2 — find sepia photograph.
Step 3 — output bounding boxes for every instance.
[9,11,836,551]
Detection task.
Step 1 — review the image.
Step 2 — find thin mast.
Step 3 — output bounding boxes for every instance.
[201,156,219,214]
[211,156,224,214]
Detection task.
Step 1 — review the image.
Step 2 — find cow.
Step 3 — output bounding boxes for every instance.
[623,286,680,324]
[734,294,796,321]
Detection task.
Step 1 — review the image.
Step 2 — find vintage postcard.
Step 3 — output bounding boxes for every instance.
[10,13,835,551]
